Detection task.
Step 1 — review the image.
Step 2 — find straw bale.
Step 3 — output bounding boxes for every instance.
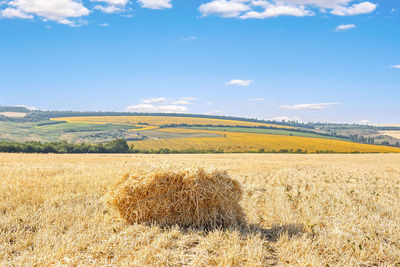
[109,167,245,228]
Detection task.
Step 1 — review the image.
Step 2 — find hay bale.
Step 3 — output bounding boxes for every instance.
[108,167,245,228]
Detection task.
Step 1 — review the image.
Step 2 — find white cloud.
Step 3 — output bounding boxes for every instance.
[92,0,128,13]
[126,104,188,113]
[98,22,109,26]
[331,1,377,16]
[171,100,191,105]
[0,0,172,25]
[391,8,396,13]
[199,0,377,19]
[199,0,250,18]
[141,97,168,104]
[334,24,356,31]
[138,0,172,9]
[127,97,196,113]
[226,79,254,86]
[93,0,128,5]
[15,104,39,110]
[94,5,124,13]
[1,7,32,18]
[390,65,400,69]
[1,0,90,25]
[240,4,313,19]
[170,97,197,105]
[280,102,339,110]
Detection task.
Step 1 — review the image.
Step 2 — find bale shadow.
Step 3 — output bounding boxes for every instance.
[243,223,306,242]
[176,222,306,242]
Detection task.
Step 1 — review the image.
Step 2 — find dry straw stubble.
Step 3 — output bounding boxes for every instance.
[109,166,246,228]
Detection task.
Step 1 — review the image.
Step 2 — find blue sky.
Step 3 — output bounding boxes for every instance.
[0,0,399,123]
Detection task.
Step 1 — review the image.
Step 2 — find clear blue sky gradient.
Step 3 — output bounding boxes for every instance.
[0,0,399,123]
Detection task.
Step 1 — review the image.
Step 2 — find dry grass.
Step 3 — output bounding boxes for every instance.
[1,153,400,266]
[109,167,245,228]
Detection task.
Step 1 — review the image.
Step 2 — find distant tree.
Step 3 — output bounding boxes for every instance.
[105,138,129,153]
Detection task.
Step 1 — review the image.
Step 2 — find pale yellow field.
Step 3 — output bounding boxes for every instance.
[379,131,400,140]
[52,116,293,129]
[0,112,26,118]
[1,153,400,266]
[131,128,400,153]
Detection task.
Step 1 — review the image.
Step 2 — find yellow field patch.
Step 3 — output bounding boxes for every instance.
[129,125,159,131]
[131,128,400,153]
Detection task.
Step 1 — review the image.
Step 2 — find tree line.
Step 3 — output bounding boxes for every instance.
[0,138,368,154]
[0,138,130,153]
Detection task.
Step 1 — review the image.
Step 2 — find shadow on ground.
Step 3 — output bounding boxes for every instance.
[177,222,307,242]
[244,223,306,242]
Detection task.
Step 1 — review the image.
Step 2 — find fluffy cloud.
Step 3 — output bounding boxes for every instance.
[1,7,33,18]
[334,24,356,31]
[171,97,197,105]
[137,0,172,9]
[126,104,187,113]
[94,0,129,5]
[1,0,90,25]
[91,0,128,14]
[390,65,400,69]
[0,0,172,25]
[127,97,196,113]
[94,5,124,13]
[199,0,250,18]
[226,79,254,86]
[199,0,377,19]
[240,4,313,19]
[280,102,339,110]
[331,1,377,16]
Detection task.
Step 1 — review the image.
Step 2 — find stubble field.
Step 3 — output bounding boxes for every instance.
[1,153,399,266]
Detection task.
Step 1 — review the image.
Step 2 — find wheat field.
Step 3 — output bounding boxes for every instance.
[1,153,400,266]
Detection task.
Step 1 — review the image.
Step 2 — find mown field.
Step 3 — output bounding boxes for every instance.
[1,153,399,266]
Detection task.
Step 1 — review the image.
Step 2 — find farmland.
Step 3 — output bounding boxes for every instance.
[51,115,294,129]
[130,128,400,153]
[1,111,400,153]
[49,115,400,153]
[1,153,399,265]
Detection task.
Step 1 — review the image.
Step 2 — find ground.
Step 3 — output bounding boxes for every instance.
[1,153,399,266]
